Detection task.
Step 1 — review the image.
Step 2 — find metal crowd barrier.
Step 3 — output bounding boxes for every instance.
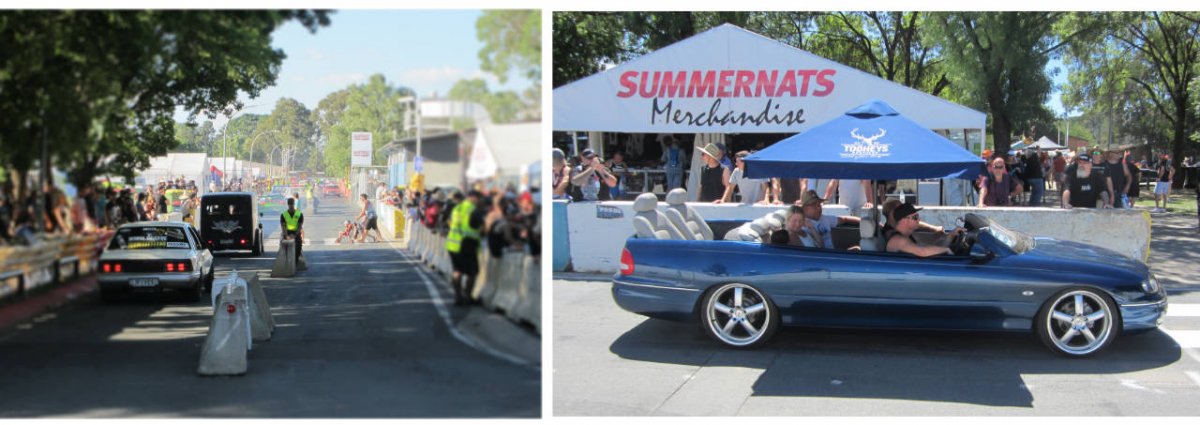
[402,218,541,333]
[0,230,115,302]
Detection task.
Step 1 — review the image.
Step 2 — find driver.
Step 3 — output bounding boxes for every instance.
[886,203,953,257]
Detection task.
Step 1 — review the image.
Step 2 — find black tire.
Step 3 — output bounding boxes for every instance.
[203,267,215,293]
[184,276,203,302]
[1036,287,1121,357]
[251,232,263,256]
[699,283,779,348]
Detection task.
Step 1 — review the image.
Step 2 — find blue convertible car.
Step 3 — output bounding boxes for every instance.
[613,203,1167,357]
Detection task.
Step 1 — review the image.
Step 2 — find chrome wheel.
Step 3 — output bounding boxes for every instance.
[702,283,776,348]
[1040,289,1118,356]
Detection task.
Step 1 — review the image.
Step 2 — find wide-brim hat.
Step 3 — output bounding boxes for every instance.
[699,143,721,159]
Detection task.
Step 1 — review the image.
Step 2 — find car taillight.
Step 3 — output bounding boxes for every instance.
[114,263,122,273]
[102,262,112,273]
[166,263,175,272]
[240,239,247,245]
[179,262,189,272]
[620,248,634,276]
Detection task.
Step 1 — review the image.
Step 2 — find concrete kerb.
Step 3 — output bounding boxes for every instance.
[198,283,251,376]
[271,239,296,278]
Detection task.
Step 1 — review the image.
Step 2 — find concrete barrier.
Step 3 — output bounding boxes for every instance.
[561,201,1154,273]
[237,271,275,341]
[491,251,524,314]
[270,240,296,278]
[509,255,541,332]
[198,283,250,376]
[478,252,504,309]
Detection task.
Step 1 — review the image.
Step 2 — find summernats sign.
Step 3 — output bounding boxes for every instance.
[552,24,986,134]
[616,68,835,128]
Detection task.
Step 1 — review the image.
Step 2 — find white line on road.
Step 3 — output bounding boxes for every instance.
[1186,371,1200,389]
[1168,303,1200,317]
[1161,326,1200,363]
[385,240,539,372]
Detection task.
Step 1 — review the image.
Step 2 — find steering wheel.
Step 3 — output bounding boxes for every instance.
[948,229,973,256]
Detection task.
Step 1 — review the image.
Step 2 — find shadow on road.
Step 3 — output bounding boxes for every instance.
[609,317,1182,408]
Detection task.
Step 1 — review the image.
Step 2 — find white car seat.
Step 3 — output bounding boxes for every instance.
[632,193,686,240]
[663,190,699,240]
[859,217,881,251]
[665,188,713,240]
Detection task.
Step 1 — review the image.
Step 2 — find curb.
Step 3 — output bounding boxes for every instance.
[0,275,98,332]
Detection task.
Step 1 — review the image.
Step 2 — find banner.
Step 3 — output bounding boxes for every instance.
[351,132,373,167]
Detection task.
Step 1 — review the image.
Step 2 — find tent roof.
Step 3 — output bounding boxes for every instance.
[743,99,984,180]
[553,24,985,133]
[466,122,541,179]
[1030,136,1066,150]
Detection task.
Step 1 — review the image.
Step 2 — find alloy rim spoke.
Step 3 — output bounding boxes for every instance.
[722,318,737,335]
[1059,328,1079,345]
[740,320,759,336]
[1086,310,1106,324]
[713,302,733,316]
[744,303,765,315]
[734,287,744,308]
[1052,311,1074,324]
[1074,295,1085,316]
[1080,328,1098,344]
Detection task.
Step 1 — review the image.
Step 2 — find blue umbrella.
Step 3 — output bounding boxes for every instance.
[743,99,985,180]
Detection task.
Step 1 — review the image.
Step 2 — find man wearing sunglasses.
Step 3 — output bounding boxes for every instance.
[885,203,953,257]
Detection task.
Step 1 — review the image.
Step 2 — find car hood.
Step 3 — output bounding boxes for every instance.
[100,250,195,261]
[1018,237,1148,277]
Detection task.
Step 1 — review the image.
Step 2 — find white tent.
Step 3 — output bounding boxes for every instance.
[465,122,542,185]
[552,24,986,204]
[1030,136,1067,150]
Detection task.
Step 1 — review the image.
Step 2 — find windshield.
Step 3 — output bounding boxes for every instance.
[203,197,251,217]
[983,219,1035,254]
[108,227,192,250]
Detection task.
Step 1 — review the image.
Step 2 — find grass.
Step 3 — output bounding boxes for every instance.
[1133,189,1198,215]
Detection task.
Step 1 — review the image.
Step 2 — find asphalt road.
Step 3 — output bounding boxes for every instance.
[0,196,539,418]
[553,212,1200,416]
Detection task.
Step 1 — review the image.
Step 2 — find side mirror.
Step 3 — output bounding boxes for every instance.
[969,245,994,263]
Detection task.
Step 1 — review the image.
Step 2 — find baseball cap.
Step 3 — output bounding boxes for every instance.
[893,203,922,221]
[1076,153,1092,162]
[800,190,825,206]
[581,148,597,159]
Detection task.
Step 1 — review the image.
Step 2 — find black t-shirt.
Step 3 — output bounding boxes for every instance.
[699,165,725,202]
[779,179,801,204]
[1023,153,1043,179]
[1065,164,1108,208]
[1105,160,1127,194]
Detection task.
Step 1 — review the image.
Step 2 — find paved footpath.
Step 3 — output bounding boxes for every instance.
[554,209,1200,416]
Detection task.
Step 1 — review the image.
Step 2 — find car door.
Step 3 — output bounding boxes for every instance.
[822,251,1010,331]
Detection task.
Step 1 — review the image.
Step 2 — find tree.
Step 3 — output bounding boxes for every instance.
[923,12,1098,156]
[552,12,627,88]
[477,10,540,86]
[320,74,412,176]
[256,98,316,173]
[0,10,330,193]
[447,78,522,126]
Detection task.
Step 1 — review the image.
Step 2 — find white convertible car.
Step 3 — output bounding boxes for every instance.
[97,221,215,302]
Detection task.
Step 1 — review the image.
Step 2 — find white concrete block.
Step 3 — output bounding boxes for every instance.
[270,240,296,278]
[197,287,250,376]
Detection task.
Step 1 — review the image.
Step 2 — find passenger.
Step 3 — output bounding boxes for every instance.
[798,190,859,249]
[783,205,821,248]
[886,203,953,257]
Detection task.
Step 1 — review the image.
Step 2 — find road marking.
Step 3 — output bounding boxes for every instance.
[384,239,539,372]
[1119,379,1166,394]
[1186,371,1200,389]
[1167,303,1200,317]
[1161,326,1200,363]
[1161,328,1200,349]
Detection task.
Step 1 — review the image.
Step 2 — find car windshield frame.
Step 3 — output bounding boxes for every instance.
[108,226,193,250]
[982,218,1035,254]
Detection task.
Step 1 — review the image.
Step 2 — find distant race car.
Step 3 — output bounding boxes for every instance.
[613,209,1167,358]
[98,221,215,302]
[322,183,341,197]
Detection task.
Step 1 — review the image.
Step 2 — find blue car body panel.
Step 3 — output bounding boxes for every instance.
[612,228,1166,335]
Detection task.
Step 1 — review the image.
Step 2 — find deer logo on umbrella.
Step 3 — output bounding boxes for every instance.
[841,128,891,159]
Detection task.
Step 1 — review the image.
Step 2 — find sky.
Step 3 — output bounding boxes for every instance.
[183,9,524,128]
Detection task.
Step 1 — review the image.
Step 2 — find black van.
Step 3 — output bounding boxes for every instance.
[198,192,264,255]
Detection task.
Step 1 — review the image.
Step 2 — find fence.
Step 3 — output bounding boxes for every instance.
[0,230,115,302]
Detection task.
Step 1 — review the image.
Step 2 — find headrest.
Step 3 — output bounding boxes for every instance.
[860,218,876,238]
[763,214,782,230]
[749,218,768,235]
[770,209,789,224]
[737,226,762,241]
[633,193,659,212]
[665,188,688,205]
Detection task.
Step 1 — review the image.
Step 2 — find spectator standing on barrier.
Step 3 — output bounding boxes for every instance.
[446,191,484,306]
[1063,153,1110,209]
[1023,149,1045,206]
[823,179,873,214]
[280,197,304,266]
[1152,154,1175,213]
[719,151,769,205]
[978,157,1020,207]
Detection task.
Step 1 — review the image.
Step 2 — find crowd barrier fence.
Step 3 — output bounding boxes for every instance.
[0,230,115,303]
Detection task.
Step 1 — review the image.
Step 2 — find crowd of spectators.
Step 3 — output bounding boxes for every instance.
[409,184,540,260]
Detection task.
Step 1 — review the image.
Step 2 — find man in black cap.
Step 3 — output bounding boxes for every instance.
[886,203,952,257]
[569,148,617,202]
[1063,153,1111,209]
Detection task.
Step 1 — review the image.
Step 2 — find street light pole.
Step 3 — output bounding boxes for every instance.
[220,104,263,188]
[398,94,421,162]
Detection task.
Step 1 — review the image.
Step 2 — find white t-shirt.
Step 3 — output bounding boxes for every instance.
[837,180,868,213]
[729,168,766,205]
[813,214,839,249]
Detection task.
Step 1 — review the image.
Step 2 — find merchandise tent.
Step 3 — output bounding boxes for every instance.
[552,24,988,205]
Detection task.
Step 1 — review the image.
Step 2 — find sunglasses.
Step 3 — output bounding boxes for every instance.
[992,165,1005,169]
[906,214,920,221]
